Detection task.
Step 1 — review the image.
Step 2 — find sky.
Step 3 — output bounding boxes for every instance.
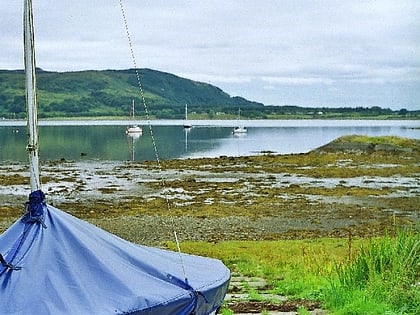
[1,0,419,110]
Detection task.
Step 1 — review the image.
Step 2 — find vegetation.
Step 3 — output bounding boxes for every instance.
[1,68,418,119]
[0,68,262,119]
[324,230,419,314]
[167,229,419,314]
[333,135,418,148]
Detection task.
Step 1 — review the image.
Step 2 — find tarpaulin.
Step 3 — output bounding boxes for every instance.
[0,190,230,314]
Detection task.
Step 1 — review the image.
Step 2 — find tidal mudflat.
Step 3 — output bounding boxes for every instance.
[1,135,418,246]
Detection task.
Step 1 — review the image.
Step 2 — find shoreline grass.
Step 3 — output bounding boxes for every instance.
[324,229,419,314]
[166,229,419,314]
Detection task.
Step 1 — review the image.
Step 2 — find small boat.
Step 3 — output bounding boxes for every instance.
[233,126,247,134]
[233,108,247,134]
[0,2,230,314]
[126,125,142,135]
[183,103,192,129]
[126,99,142,135]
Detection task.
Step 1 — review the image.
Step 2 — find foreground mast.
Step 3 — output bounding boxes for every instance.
[24,0,41,192]
[0,2,230,314]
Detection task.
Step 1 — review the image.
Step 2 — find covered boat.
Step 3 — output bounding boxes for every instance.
[0,191,230,314]
[0,1,230,314]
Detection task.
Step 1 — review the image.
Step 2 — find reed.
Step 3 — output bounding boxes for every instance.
[167,237,358,312]
[169,230,419,314]
[324,229,419,314]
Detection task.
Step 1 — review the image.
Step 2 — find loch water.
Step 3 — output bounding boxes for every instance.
[0,119,419,162]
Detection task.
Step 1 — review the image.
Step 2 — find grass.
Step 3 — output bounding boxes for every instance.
[167,237,362,310]
[324,230,419,314]
[166,229,419,314]
[336,135,419,148]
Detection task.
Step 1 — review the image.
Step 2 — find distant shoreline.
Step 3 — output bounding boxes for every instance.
[1,117,419,127]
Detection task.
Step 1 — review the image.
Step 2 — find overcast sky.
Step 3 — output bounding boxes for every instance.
[1,1,419,110]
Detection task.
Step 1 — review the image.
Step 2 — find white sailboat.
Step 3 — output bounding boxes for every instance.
[125,99,142,135]
[183,103,192,129]
[233,108,247,134]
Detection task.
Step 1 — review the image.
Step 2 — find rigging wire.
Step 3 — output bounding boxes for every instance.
[118,0,188,283]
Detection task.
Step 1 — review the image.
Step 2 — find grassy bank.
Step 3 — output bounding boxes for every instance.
[167,229,419,314]
[323,230,419,314]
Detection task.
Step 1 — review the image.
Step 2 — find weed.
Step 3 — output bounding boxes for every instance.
[169,238,358,299]
[219,308,234,315]
[297,306,311,315]
[324,229,419,314]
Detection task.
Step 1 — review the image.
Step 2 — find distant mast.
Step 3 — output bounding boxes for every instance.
[24,0,41,192]
[183,103,192,129]
[131,99,135,118]
[232,108,247,134]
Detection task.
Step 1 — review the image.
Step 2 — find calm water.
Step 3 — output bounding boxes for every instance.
[0,119,419,162]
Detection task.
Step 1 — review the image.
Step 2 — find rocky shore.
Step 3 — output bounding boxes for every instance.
[1,136,418,246]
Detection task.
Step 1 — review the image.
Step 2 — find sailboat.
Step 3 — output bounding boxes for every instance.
[232,108,247,134]
[126,99,142,135]
[0,1,230,314]
[183,103,192,129]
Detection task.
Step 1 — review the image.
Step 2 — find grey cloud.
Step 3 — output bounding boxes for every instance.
[0,0,418,109]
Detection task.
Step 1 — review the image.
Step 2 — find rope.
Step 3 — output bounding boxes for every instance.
[118,0,189,283]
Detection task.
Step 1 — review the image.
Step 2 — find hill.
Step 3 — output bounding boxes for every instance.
[0,68,417,119]
[0,68,263,119]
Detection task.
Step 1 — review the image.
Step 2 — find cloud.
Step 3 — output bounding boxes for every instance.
[262,76,334,86]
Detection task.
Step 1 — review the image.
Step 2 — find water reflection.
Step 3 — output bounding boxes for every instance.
[127,133,142,161]
[184,127,191,153]
[0,120,418,162]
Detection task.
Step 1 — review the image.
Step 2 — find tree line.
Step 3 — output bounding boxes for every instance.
[0,69,417,119]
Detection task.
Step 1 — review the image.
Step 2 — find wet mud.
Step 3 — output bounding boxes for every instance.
[1,136,418,246]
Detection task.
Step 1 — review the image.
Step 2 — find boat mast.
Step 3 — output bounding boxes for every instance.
[24,0,41,192]
[185,104,188,121]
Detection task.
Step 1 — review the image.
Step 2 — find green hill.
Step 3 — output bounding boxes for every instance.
[0,68,263,119]
[0,68,417,120]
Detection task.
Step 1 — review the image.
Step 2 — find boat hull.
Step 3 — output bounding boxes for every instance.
[126,126,142,134]
[233,127,247,134]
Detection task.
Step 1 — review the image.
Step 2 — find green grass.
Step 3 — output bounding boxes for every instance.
[337,135,418,148]
[324,230,419,314]
[167,237,361,309]
[166,229,419,314]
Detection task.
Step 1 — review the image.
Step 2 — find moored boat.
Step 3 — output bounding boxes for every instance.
[126,99,142,135]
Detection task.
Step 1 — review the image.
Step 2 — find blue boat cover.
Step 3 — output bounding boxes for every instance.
[0,190,230,314]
